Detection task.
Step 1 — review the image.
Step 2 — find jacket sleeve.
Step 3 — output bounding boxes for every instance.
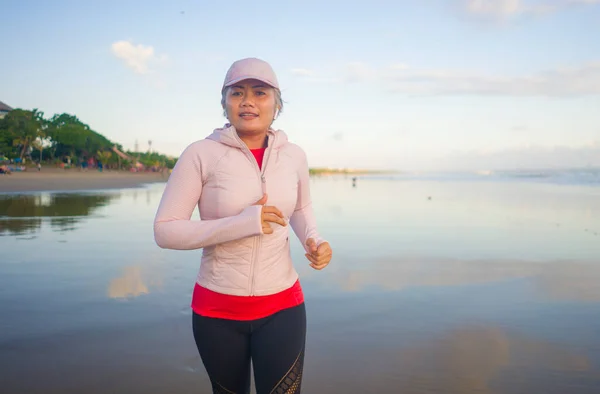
[153,143,263,250]
[289,147,327,252]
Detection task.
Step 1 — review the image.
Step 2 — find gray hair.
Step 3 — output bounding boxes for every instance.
[221,87,284,119]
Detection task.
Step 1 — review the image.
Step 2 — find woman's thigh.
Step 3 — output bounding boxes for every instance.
[192,312,252,394]
[250,303,307,394]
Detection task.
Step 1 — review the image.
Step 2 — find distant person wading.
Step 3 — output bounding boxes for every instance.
[153,58,333,394]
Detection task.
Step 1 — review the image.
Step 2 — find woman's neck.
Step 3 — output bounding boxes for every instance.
[238,131,267,149]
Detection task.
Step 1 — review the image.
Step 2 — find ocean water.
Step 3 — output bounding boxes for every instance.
[1,174,600,393]
[373,167,600,186]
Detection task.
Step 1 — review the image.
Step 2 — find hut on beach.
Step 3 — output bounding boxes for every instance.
[0,101,12,119]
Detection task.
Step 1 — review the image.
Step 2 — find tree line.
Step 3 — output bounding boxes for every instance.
[0,108,177,170]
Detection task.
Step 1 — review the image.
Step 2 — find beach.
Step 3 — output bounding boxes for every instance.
[1,175,600,393]
[0,167,167,193]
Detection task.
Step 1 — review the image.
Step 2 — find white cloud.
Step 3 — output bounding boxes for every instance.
[390,63,410,71]
[462,0,600,19]
[290,62,375,84]
[385,61,600,96]
[111,40,167,75]
[332,132,344,141]
[291,60,600,97]
[435,143,600,170]
[290,68,314,77]
[343,62,374,83]
[465,0,522,17]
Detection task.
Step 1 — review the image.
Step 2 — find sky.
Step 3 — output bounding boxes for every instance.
[2,0,600,171]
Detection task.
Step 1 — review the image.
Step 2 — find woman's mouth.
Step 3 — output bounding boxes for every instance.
[239,112,258,120]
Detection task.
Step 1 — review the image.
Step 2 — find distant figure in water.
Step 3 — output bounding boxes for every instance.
[153,57,332,393]
[352,176,357,187]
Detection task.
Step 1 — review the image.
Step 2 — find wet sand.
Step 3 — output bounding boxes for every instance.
[1,178,600,393]
[0,167,167,193]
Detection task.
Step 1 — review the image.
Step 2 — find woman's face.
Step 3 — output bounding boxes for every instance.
[224,79,277,137]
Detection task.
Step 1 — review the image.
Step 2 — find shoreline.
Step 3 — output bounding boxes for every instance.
[0,167,395,194]
[0,168,167,194]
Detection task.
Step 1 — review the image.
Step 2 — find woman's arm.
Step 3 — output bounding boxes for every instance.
[153,143,263,250]
[289,147,327,253]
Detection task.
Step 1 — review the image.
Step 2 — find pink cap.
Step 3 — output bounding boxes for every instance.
[222,58,279,91]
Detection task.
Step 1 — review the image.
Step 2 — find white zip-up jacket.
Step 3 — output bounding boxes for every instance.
[153,124,326,296]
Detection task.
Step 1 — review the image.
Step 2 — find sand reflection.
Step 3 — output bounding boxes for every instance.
[325,257,600,302]
[108,264,163,299]
[307,323,597,393]
[390,326,592,393]
[536,263,600,302]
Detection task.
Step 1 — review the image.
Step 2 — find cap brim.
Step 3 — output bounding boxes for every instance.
[223,75,278,89]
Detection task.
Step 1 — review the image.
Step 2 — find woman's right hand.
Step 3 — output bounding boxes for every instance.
[253,194,287,234]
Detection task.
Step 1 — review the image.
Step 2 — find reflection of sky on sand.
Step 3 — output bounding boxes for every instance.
[2,179,600,393]
[400,326,590,393]
[308,177,600,262]
[536,263,600,302]
[303,256,600,303]
[313,325,597,394]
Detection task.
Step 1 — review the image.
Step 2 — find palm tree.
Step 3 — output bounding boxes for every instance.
[97,150,113,169]
[6,108,45,161]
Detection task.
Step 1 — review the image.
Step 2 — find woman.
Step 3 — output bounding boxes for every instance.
[153,57,332,394]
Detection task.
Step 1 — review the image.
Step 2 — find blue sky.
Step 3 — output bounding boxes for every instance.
[2,0,600,171]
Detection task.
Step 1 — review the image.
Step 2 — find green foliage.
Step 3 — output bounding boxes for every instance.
[45,113,113,159]
[0,117,12,158]
[127,150,178,169]
[0,108,45,159]
[0,108,177,168]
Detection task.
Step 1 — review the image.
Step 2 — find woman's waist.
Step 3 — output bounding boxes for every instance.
[191,279,304,320]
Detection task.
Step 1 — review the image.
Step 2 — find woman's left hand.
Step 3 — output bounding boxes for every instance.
[305,239,332,270]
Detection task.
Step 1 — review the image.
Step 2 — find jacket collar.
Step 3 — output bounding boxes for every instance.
[206,124,288,150]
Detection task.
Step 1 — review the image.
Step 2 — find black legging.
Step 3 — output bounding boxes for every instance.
[192,303,306,394]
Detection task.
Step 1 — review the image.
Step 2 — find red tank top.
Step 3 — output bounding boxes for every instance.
[191,147,305,320]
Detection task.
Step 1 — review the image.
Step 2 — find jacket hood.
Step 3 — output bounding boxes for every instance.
[206,124,288,149]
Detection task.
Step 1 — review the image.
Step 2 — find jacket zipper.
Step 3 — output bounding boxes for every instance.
[234,131,275,296]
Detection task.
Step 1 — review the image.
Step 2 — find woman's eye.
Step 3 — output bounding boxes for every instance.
[231,91,242,96]
[255,91,266,96]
